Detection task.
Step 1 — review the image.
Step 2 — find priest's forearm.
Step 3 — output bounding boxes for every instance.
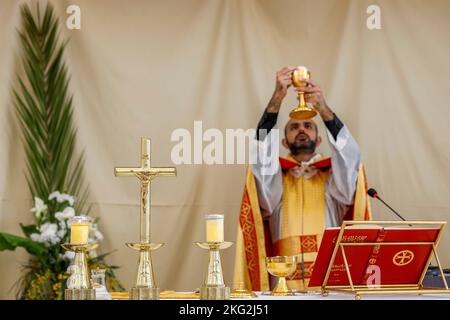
[315,102,334,121]
[316,102,343,141]
[256,93,283,141]
[266,92,284,113]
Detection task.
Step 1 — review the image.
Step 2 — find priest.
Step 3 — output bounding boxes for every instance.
[233,67,372,292]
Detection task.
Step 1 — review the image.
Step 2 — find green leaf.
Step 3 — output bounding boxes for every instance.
[0,233,45,255]
[20,224,38,237]
[89,250,116,263]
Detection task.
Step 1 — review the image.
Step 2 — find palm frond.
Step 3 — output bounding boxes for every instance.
[14,2,89,213]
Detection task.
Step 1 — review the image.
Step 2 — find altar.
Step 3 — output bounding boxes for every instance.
[109,291,450,301]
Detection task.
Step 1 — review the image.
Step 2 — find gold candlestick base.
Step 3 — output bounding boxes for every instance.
[65,288,96,300]
[130,287,160,300]
[61,243,98,300]
[195,241,233,300]
[231,278,257,298]
[231,287,258,298]
[126,242,164,300]
[200,285,230,300]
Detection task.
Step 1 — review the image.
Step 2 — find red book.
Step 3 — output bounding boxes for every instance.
[308,226,441,288]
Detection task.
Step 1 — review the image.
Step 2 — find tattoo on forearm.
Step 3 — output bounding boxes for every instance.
[266,95,282,113]
[318,103,334,121]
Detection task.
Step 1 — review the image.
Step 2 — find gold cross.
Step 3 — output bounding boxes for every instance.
[393,250,414,266]
[115,138,176,243]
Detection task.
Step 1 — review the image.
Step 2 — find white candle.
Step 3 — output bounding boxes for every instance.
[69,216,90,244]
[206,214,224,243]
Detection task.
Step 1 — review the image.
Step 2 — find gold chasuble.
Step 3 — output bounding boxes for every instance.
[276,165,328,290]
[233,157,372,292]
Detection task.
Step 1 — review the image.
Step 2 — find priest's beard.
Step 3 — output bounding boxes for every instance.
[287,138,317,156]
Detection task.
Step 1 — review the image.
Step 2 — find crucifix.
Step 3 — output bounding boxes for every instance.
[115,137,176,300]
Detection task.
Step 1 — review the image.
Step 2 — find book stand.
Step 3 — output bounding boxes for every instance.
[320,221,449,300]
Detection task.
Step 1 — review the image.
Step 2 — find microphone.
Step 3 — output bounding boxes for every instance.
[367,188,407,222]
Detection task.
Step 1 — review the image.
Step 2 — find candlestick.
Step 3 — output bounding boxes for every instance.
[195,241,233,300]
[61,243,98,300]
[206,214,224,243]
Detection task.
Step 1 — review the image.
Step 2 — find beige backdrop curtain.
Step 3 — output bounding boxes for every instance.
[1,0,449,299]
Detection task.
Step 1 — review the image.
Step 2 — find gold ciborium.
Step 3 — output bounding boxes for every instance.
[289,66,317,120]
[266,255,298,296]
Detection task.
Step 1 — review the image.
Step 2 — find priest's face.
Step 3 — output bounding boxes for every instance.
[282,119,321,156]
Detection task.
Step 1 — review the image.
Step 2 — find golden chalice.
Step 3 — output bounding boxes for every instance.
[266,255,298,296]
[289,66,317,120]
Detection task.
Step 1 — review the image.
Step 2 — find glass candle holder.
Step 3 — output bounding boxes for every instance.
[91,268,106,288]
[69,215,91,245]
[205,214,224,243]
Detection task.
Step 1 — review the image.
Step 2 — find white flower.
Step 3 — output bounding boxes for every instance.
[57,228,66,239]
[48,191,62,201]
[55,211,63,221]
[63,251,75,260]
[30,197,47,219]
[55,207,75,221]
[59,221,67,230]
[62,206,75,218]
[40,222,58,235]
[30,233,40,242]
[61,194,75,206]
[38,222,60,245]
[89,223,104,242]
[93,229,103,241]
[57,221,67,240]
[88,249,98,258]
[48,191,75,206]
